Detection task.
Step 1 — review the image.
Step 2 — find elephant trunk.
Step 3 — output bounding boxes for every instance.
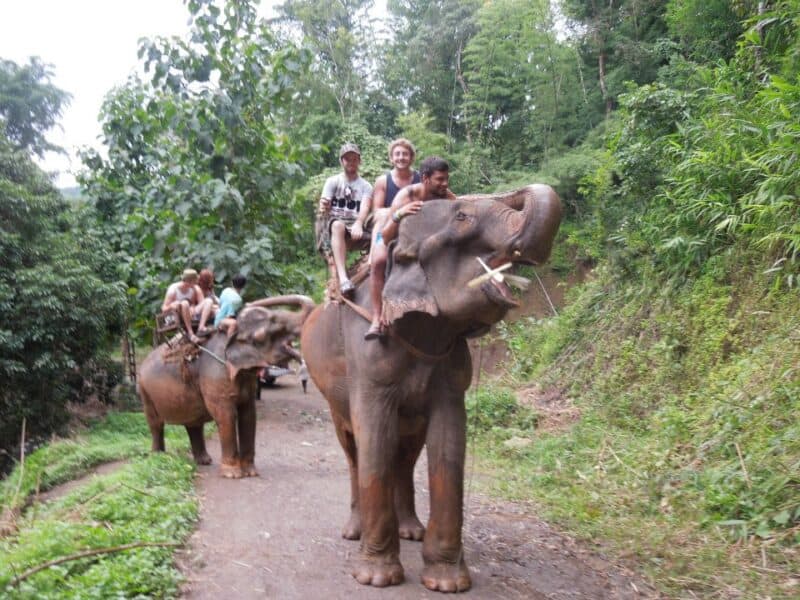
[247,295,316,323]
[505,184,562,265]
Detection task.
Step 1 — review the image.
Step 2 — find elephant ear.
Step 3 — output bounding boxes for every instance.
[381,201,454,325]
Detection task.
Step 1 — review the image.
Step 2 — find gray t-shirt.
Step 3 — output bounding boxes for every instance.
[321,173,373,221]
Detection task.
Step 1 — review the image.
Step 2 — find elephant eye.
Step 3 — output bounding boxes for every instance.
[455,210,468,221]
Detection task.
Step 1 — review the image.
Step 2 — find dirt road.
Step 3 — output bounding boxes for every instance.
[178,375,657,599]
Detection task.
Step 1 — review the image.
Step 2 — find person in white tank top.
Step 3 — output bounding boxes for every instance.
[161,269,204,342]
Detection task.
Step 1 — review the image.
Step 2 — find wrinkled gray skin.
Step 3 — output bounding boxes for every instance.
[138,295,314,478]
[301,185,562,592]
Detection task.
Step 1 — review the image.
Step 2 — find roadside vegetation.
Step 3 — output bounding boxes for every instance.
[0,413,196,598]
[468,270,800,598]
[464,1,800,595]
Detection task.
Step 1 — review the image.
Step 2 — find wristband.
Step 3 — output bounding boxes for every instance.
[392,211,403,223]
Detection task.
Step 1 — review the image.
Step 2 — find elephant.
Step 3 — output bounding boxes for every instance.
[301,184,562,592]
[138,294,315,478]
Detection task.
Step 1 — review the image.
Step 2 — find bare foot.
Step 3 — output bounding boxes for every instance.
[219,463,243,478]
[421,559,471,593]
[351,555,404,588]
[342,511,361,540]
[398,515,425,541]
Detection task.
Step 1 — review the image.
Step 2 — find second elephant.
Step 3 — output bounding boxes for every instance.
[138,295,315,478]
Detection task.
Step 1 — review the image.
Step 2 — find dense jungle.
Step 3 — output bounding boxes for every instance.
[1,0,799,597]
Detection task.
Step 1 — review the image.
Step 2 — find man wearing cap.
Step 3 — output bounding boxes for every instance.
[316,143,373,296]
[161,268,204,343]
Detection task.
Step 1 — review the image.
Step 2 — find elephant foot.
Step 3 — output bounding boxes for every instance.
[398,515,425,541]
[219,463,244,478]
[342,511,361,540]
[240,462,259,477]
[421,559,471,593]
[351,555,404,588]
[193,452,212,465]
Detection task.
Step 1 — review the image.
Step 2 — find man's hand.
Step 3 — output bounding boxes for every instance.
[319,197,331,212]
[350,221,364,240]
[400,200,424,218]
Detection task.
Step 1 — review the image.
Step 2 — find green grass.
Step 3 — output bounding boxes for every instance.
[1,413,197,598]
[468,260,800,598]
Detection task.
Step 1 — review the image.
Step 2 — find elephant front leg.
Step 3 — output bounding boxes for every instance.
[333,421,361,539]
[208,402,242,478]
[185,425,212,465]
[141,390,165,452]
[237,399,258,477]
[351,395,404,587]
[396,431,426,541]
[421,394,471,593]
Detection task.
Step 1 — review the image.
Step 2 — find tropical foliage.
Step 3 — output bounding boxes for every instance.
[79,0,319,330]
[0,65,122,453]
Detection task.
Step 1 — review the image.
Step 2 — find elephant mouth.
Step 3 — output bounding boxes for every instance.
[480,276,519,309]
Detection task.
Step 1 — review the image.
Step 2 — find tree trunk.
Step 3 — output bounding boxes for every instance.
[598,51,612,117]
[454,39,472,143]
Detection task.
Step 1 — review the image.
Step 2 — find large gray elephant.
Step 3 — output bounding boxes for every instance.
[138,295,314,478]
[301,185,562,592]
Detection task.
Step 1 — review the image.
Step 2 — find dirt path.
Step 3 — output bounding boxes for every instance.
[178,375,658,599]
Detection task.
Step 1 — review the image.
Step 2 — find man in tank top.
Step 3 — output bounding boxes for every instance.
[365,156,456,340]
[161,269,204,343]
[367,138,421,260]
[372,138,421,210]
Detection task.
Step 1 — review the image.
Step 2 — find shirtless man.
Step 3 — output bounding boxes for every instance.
[365,156,456,339]
[161,269,204,342]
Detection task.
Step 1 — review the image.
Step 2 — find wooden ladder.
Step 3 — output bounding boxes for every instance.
[122,319,137,383]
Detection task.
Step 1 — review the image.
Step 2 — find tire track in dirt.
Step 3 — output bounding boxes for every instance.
[178,375,658,599]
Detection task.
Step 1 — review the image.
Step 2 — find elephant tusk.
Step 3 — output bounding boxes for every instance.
[503,273,531,290]
[467,258,512,288]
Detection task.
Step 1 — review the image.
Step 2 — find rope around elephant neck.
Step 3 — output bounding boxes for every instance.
[195,343,226,365]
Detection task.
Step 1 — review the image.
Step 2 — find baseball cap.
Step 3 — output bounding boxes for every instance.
[339,143,361,158]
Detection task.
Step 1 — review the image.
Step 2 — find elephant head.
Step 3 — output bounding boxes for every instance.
[382,184,561,329]
[224,295,315,380]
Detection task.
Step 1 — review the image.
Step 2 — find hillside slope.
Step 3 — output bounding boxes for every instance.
[471,259,800,598]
